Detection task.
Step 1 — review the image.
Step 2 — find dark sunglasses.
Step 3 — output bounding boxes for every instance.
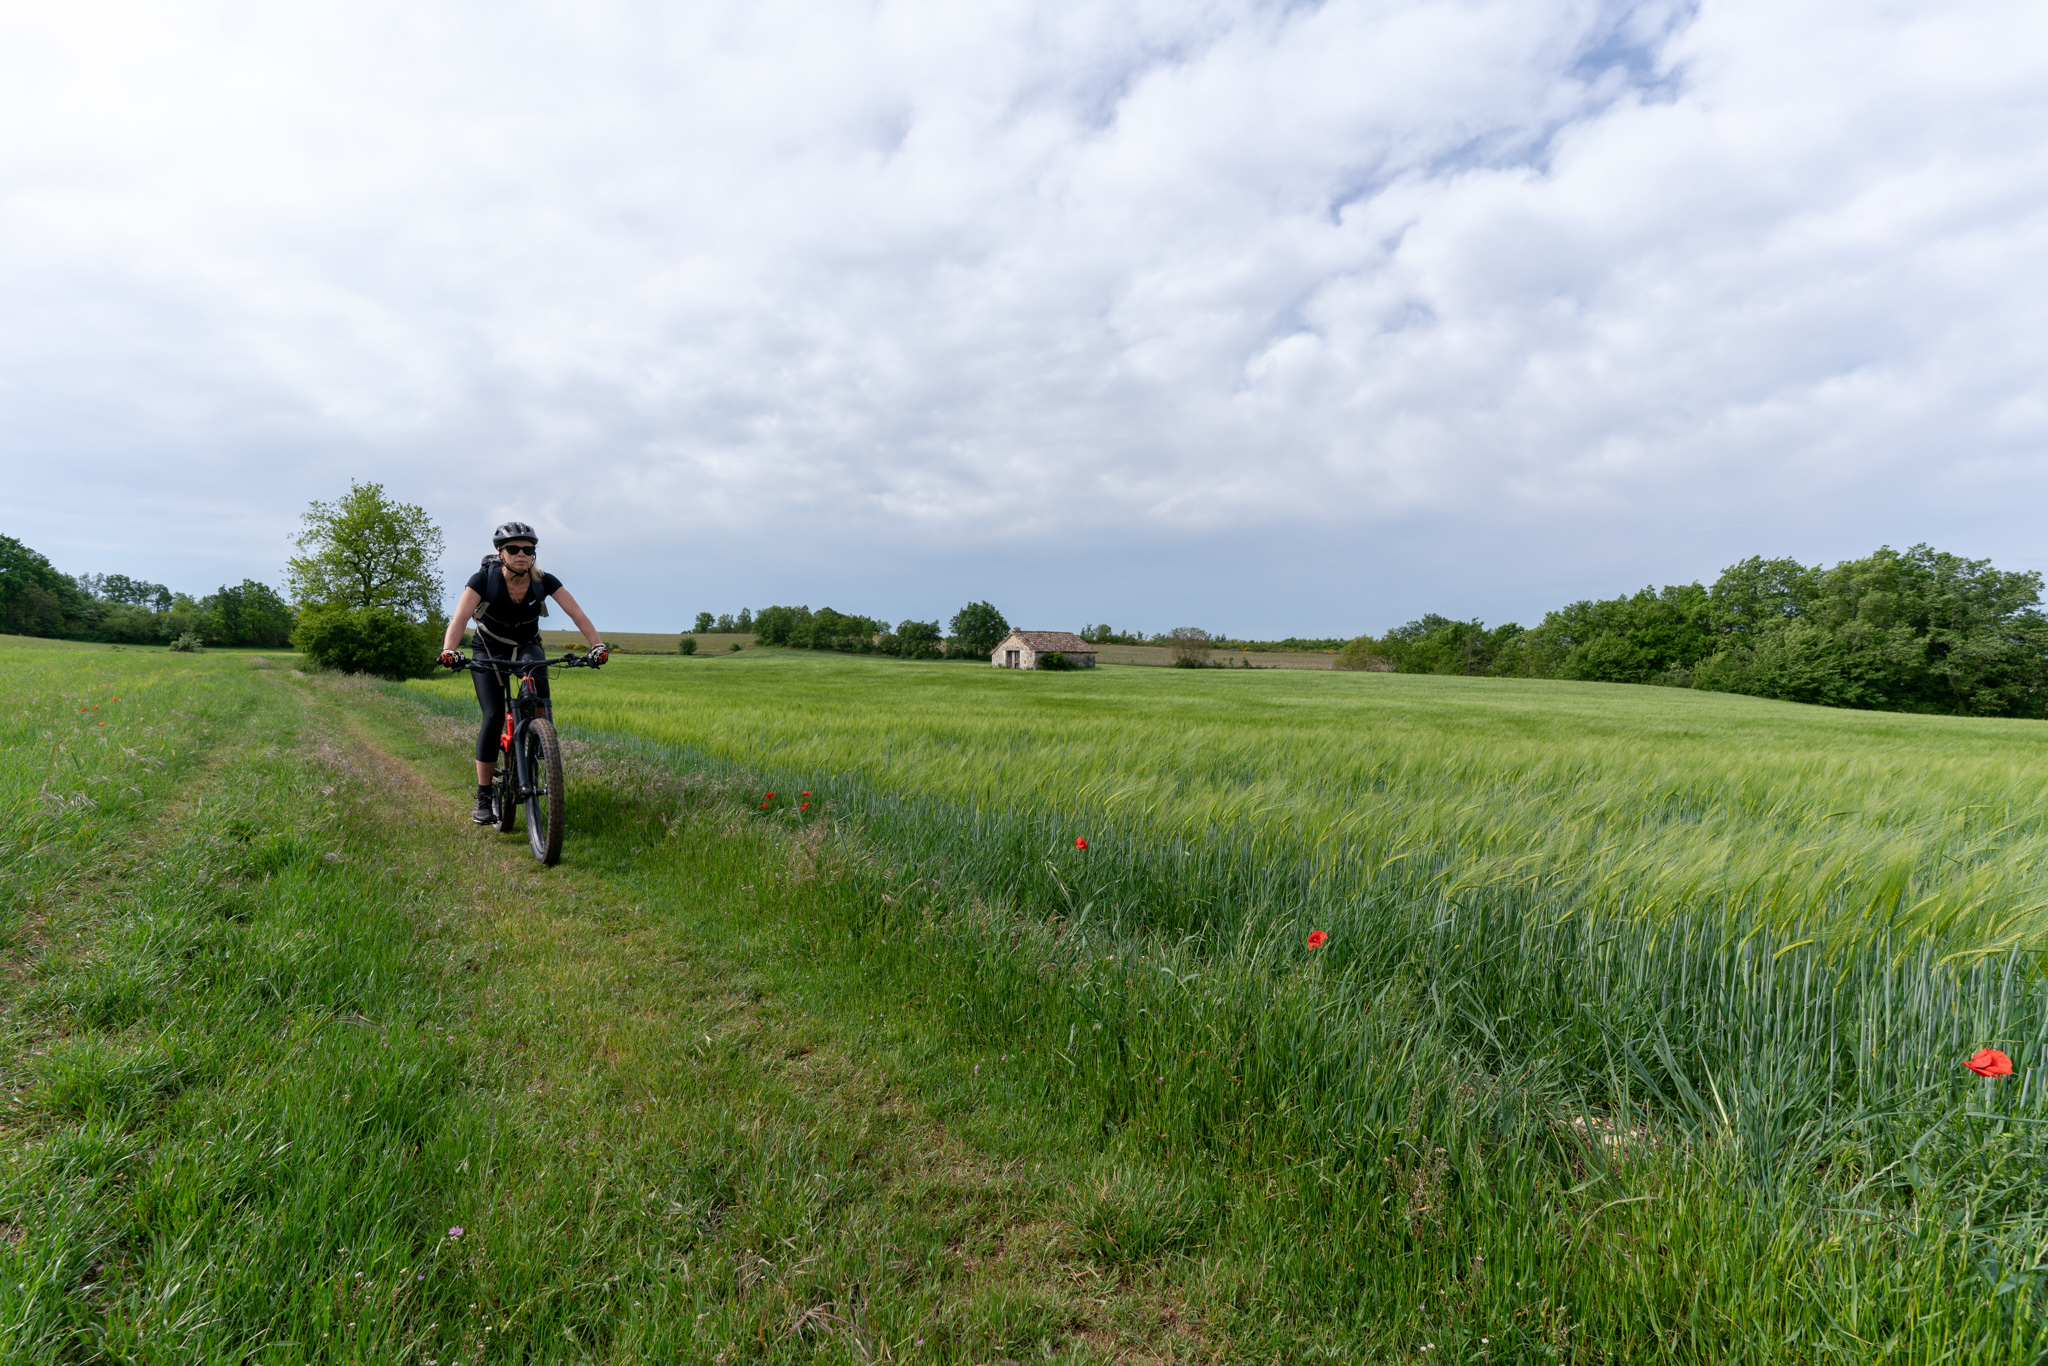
[501,544,536,556]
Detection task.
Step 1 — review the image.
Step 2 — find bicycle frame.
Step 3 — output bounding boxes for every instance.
[446,648,600,862]
[497,666,550,805]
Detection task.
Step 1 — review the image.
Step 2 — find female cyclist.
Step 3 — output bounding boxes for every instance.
[439,521,608,824]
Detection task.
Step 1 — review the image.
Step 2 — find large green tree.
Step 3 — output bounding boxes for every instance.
[287,482,445,619]
[1697,545,2048,715]
[948,601,1009,655]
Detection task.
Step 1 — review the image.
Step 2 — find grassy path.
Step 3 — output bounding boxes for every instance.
[2,649,1207,1363]
[319,673,1209,1362]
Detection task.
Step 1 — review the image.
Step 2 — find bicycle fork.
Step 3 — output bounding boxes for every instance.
[498,687,552,804]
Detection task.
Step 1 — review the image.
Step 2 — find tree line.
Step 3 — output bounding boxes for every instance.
[1338,544,2048,717]
[0,483,450,676]
[1074,625,1346,651]
[717,601,1011,659]
[0,534,295,649]
[693,609,1344,659]
[21,496,2037,717]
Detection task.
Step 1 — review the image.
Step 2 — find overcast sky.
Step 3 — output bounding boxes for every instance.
[3,0,2044,637]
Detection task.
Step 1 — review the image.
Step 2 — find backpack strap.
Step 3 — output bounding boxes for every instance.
[472,557,505,636]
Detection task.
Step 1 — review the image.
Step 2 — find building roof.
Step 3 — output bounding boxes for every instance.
[999,630,1095,653]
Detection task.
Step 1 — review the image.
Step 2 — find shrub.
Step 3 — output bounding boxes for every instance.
[1038,650,1073,671]
[1333,636,1396,671]
[752,605,807,645]
[1166,627,1212,667]
[894,619,943,659]
[1373,616,1527,675]
[168,632,203,653]
[678,636,699,655]
[292,604,437,679]
[201,580,296,648]
[807,607,884,652]
[754,604,883,652]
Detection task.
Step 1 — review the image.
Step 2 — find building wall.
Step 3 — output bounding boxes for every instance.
[991,638,1099,669]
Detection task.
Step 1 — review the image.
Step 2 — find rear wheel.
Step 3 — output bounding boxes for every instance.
[523,718,565,865]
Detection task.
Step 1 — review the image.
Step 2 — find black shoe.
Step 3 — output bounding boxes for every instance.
[472,794,496,825]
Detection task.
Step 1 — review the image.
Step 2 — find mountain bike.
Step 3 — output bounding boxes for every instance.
[442,648,603,865]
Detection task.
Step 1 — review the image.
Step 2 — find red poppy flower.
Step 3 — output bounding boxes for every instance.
[1307,930,1329,950]
[765,792,776,799]
[800,802,811,811]
[1967,1048,2014,1078]
[759,802,770,810]
[1075,837,1088,850]
[802,791,811,797]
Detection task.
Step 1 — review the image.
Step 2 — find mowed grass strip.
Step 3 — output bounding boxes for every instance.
[331,670,1215,1363]
[0,641,1208,1363]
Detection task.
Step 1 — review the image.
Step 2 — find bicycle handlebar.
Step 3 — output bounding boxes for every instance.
[441,649,605,673]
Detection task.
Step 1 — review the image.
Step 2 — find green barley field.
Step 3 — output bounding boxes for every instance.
[532,650,2048,951]
[9,636,2048,1361]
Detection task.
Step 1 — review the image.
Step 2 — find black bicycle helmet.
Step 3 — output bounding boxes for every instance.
[492,521,538,548]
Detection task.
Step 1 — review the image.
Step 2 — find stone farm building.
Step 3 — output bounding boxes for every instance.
[992,630,1097,669]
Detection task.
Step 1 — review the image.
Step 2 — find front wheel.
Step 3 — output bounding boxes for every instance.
[493,762,517,833]
[523,717,566,865]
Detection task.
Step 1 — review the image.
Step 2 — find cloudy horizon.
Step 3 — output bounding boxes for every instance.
[3,0,2045,638]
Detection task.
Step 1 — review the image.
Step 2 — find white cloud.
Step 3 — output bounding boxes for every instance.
[1,0,2044,633]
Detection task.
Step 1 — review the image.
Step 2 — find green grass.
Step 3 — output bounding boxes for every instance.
[9,638,2048,1360]
[1,640,1210,1362]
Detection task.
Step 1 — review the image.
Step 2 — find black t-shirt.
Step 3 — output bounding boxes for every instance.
[466,565,563,645]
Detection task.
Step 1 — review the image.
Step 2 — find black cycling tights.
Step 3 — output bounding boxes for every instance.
[472,640,551,763]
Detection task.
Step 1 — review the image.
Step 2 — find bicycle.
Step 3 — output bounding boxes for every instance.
[442,648,604,865]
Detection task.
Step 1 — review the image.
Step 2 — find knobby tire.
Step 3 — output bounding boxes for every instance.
[524,717,565,865]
